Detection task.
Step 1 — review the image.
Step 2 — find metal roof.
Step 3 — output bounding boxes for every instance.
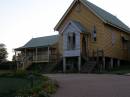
[55,0,130,33]
[16,35,59,50]
[81,0,130,32]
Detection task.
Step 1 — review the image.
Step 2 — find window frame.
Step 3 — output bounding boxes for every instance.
[67,32,76,50]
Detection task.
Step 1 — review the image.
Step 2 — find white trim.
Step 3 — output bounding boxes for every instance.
[48,46,50,63]
[63,57,66,72]
[54,0,105,31]
[60,20,83,34]
[36,48,38,62]
[54,0,78,31]
[106,22,130,34]
[78,56,81,72]
[54,0,130,33]
[60,20,71,34]
[71,21,83,32]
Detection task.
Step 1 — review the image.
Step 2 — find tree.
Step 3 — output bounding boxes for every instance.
[0,43,8,63]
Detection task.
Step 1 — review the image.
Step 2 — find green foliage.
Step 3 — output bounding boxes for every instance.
[0,72,58,97]
[0,43,8,63]
[38,91,49,97]
[13,70,28,77]
[43,80,59,94]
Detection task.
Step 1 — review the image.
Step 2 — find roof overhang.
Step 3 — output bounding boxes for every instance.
[54,0,78,31]
[15,45,50,51]
[60,20,87,34]
[105,22,130,34]
[121,35,129,41]
[54,0,106,31]
[54,0,130,34]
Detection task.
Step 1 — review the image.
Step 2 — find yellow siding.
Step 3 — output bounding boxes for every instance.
[58,2,105,56]
[103,25,130,60]
[58,2,130,61]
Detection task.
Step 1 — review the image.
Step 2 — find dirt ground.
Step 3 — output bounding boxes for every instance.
[45,74,130,97]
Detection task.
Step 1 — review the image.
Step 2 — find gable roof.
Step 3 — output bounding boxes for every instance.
[72,20,87,32]
[61,20,87,33]
[54,0,130,33]
[15,35,59,50]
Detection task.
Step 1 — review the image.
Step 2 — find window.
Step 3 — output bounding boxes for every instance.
[67,32,76,50]
[122,41,128,49]
[92,25,97,42]
[112,32,116,46]
[122,36,128,49]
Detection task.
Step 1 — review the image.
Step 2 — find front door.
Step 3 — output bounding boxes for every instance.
[82,36,87,57]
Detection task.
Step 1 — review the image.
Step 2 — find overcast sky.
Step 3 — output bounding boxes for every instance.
[0,0,130,60]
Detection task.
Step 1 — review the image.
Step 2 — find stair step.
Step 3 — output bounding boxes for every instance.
[81,61,96,73]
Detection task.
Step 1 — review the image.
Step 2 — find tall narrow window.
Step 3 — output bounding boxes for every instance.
[122,35,128,49]
[92,25,97,42]
[67,32,76,50]
[122,41,128,49]
[72,33,76,49]
[112,32,116,46]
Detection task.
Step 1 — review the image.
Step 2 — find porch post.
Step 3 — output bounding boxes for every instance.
[110,58,113,69]
[117,59,120,67]
[25,48,27,58]
[103,57,105,70]
[23,48,27,69]
[63,57,66,73]
[15,51,18,70]
[36,48,38,62]
[14,51,16,61]
[48,46,50,63]
[78,56,81,72]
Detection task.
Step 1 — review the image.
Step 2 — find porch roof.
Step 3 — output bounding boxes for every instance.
[15,35,59,50]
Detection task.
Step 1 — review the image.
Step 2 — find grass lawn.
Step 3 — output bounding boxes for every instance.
[0,77,29,96]
[110,68,130,75]
[103,64,130,75]
[0,71,58,97]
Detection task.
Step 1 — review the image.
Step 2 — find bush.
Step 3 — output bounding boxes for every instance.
[38,91,49,97]
[0,61,16,70]
[0,71,58,97]
[43,80,59,94]
[13,70,28,78]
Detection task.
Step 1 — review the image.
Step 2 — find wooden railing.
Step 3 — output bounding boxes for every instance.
[32,54,58,62]
[33,55,48,62]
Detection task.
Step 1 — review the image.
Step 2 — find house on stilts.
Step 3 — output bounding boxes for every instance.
[15,0,130,73]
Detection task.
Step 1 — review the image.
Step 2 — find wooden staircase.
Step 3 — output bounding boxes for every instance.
[23,60,32,70]
[17,56,32,70]
[81,49,104,73]
[81,61,96,73]
[81,55,96,73]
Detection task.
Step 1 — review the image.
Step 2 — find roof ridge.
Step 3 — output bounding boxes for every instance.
[84,0,115,16]
[55,0,130,33]
[33,34,58,39]
[81,0,130,32]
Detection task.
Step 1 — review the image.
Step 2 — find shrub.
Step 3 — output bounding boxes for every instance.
[43,80,59,94]
[38,91,49,97]
[0,71,58,97]
[13,70,28,77]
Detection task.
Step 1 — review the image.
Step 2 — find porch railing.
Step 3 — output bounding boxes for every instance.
[33,55,48,62]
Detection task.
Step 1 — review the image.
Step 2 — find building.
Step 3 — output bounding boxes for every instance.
[15,0,130,72]
[15,35,59,69]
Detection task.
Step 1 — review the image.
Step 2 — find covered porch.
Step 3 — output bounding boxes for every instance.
[15,46,58,63]
[14,35,59,69]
